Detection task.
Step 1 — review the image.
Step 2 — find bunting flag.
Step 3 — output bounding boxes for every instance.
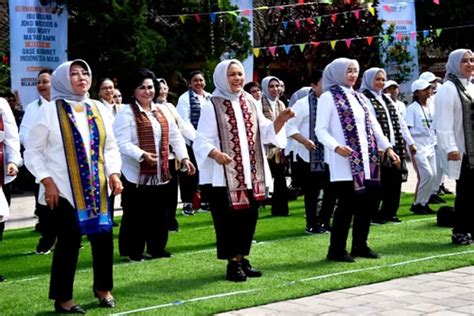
[410,31,417,40]
[353,10,360,19]
[194,14,201,23]
[330,40,337,50]
[268,46,277,56]
[316,16,322,26]
[179,15,186,23]
[331,14,337,23]
[210,12,217,23]
[283,45,291,54]
[242,9,252,16]
[306,17,314,25]
[367,36,373,45]
[311,41,320,47]
[433,0,440,4]
[295,20,301,28]
[436,28,442,36]
[282,21,288,29]
[345,39,352,48]
[253,48,260,57]
[383,34,390,43]
[299,43,306,52]
[368,5,376,16]
[423,30,429,38]
[396,32,403,41]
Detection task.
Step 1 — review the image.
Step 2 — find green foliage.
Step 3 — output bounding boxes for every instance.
[0,45,10,93]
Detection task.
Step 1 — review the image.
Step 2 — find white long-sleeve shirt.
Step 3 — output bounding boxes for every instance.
[315,87,392,182]
[113,103,188,185]
[176,90,211,144]
[434,78,474,179]
[286,95,314,162]
[364,90,415,147]
[406,101,437,160]
[193,97,287,187]
[24,99,121,207]
[20,96,48,146]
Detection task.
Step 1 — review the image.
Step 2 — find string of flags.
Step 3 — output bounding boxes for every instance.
[252,23,472,58]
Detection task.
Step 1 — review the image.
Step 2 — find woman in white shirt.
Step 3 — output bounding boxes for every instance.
[315,58,399,263]
[24,59,123,313]
[360,68,416,224]
[0,96,22,283]
[113,68,195,262]
[406,79,437,215]
[176,71,211,215]
[434,48,474,245]
[193,59,294,282]
[98,78,122,118]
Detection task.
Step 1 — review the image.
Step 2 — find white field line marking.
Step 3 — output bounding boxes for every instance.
[111,249,474,315]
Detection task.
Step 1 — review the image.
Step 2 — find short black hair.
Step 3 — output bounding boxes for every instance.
[309,69,323,85]
[122,68,156,104]
[188,70,205,82]
[243,81,261,94]
[38,68,53,77]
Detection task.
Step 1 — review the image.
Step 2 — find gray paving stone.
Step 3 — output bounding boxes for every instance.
[316,291,355,300]
[418,290,460,299]
[376,289,416,298]
[339,305,380,315]
[404,302,449,312]
[435,297,474,308]
[453,304,474,314]
[425,311,470,316]
[378,308,423,316]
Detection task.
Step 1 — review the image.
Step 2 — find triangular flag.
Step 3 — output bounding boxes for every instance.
[228,11,238,17]
[330,40,337,50]
[194,14,201,23]
[433,0,440,4]
[306,17,314,25]
[268,46,277,56]
[316,16,322,26]
[396,32,403,41]
[367,36,373,45]
[331,14,337,23]
[423,30,429,38]
[436,28,443,36]
[242,9,252,16]
[282,21,288,29]
[299,43,306,52]
[253,48,260,57]
[311,41,320,47]
[277,6,284,10]
[410,31,416,40]
[345,39,352,48]
[283,45,291,54]
[368,6,376,16]
[383,5,391,12]
[298,0,304,4]
[383,34,390,43]
[353,10,360,19]
[255,6,269,10]
[179,15,186,23]
[295,20,301,29]
[344,0,351,4]
[209,13,217,23]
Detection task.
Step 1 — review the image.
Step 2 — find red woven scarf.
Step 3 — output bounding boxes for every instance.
[131,103,170,185]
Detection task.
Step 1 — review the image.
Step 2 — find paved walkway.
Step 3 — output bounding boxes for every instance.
[218,266,474,316]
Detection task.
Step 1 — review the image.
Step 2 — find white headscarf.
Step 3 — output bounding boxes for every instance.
[446,49,473,79]
[212,59,245,100]
[261,76,280,101]
[52,59,92,102]
[360,67,386,94]
[322,57,359,92]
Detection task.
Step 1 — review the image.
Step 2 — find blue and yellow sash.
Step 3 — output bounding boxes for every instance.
[56,99,110,235]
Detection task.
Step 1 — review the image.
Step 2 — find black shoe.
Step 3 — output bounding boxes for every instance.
[182,203,195,216]
[93,291,116,308]
[410,203,427,215]
[241,259,262,278]
[371,216,387,225]
[385,216,401,223]
[154,250,172,258]
[351,247,380,259]
[0,275,5,282]
[128,256,144,262]
[54,301,86,314]
[429,194,446,204]
[452,233,472,245]
[439,184,453,195]
[327,251,355,263]
[226,261,247,282]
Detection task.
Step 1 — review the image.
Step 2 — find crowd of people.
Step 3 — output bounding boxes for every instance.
[0,48,473,313]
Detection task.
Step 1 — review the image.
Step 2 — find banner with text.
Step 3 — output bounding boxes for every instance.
[9,0,67,106]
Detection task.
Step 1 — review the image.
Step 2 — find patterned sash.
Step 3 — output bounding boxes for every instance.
[447,74,474,168]
[56,100,110,235]
[330,86,380,192]
[308,91,325,172]
[189,89,201,129]
[130,103,170,185]
[211,95,266,210]
[363,90,406,160]
[261,95,285,163]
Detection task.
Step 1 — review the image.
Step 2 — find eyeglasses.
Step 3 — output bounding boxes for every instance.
[461,58,474,64]
[70,71,90,78]
[137,85,154,90]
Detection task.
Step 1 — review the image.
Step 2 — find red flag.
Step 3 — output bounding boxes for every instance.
[367,36,373,45]
[331,14,337,23]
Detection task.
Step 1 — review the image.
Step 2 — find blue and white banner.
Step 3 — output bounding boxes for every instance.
[378,1,419,94]
[230,0,253,83]
[9,0,67,106]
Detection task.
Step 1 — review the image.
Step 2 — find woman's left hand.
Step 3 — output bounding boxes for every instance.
[109,174,123,195]
[181,158,196,176]
[386,148,401,166]
[6,163,18,177]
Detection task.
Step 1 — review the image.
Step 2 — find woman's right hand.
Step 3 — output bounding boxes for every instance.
[142,152,158,166]
[335,145,353,158]
[41,177,59,209]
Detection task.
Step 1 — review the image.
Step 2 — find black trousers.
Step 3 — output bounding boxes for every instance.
[268,157,289,215]
[34,183,57,252]
[376,164,403,219]
[296,156,329,228]
[49,198,113,301]
[209,187,259,260]
[179,145,199,204]
[454,155,474,235]
[119,177,168,258]
[328,181,378,256]
[320,183,337,228]
[164,159,179,231]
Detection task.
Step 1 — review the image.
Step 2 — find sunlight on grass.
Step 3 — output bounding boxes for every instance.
[1,193,472,315]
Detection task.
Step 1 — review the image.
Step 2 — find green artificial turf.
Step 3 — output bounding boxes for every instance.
[0,193,473,315]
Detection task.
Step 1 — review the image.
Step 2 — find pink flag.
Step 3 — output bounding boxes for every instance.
[345,39,352,48]
[295,20,301,29]
[353,10,360,19]
[268,46,277,56]
[433,0,440,4]
[194,14,201,23]
[331,14,337,23]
